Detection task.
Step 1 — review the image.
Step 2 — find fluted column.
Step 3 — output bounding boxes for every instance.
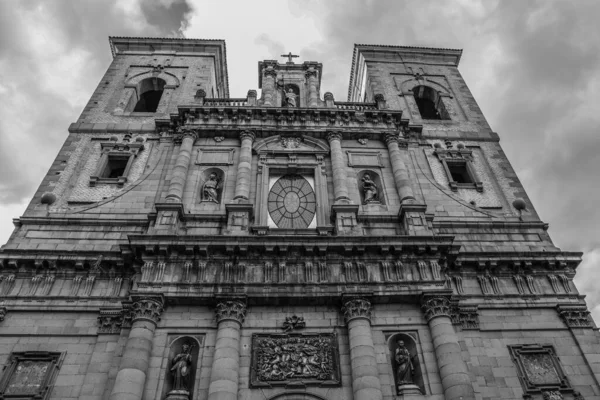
[305,67,319,107]
[421,294,475,400]
[262,65,277,106]
[342,298,383,400]
[207,300,247,400]
[327,131,350,203]
[384,132,415,203]
[166,129,197,203]
[109,297,163,400]
[233,130,255,201]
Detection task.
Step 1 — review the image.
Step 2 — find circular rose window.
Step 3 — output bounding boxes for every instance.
[267,174,316,229]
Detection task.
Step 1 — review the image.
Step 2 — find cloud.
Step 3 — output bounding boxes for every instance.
[0,0,193,205]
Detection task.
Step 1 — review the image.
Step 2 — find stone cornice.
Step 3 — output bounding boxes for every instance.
[160,104,410,133]
[122,234,458,257]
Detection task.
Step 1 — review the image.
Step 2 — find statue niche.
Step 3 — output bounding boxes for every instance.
[200,168,223,204]
[358,170,384,205]
[164,337,200,400]
[389,333,424,395]
[282,84,299,108]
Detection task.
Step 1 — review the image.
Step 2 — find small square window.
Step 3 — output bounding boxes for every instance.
[447,163,473,184]
[90,153,133,187]
[101,157,129,179]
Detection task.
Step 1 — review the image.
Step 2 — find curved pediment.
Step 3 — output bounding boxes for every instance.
[253,135,329,154]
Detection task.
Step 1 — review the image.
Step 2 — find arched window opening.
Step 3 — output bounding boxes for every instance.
[133,77,166,112]
[413,85,450,120]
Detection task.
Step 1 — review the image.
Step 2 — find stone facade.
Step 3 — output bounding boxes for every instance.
[0,38,595,400]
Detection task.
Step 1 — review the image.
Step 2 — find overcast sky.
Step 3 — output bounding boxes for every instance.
[0,0,599,319]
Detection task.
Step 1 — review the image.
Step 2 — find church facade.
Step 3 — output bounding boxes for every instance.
[0,36,596,400]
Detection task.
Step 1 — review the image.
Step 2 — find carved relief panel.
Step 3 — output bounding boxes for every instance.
[250,333,341,388]
[509,345,571,396]
[0,352,64,400]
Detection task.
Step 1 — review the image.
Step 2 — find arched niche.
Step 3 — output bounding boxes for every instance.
[266,391,328,400]
[388,332,425,395]
[357,169,386,206]
[281,83,300,108]
[198,167,225,205]
[162,336,201,400]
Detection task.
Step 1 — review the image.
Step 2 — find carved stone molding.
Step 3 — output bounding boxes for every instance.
[131,296,164,324]
[421,294,452,322]
[557,305,592,328]
[215,299,247,325]
[341,298,372,324]
[97,308,124,334]
[0,307,7,322]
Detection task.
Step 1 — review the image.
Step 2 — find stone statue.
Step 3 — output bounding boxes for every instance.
[201,173,220,203]
[395,340,414,386]
[284,88,297,108]
[170,342,193,391]
[361,173,379,204]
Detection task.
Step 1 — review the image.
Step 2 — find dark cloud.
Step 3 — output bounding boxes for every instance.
[0,0,193,204]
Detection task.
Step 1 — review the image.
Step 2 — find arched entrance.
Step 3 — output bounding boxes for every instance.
[267,391,328,400]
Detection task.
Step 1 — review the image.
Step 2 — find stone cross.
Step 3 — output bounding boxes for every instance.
[281,52,299,64]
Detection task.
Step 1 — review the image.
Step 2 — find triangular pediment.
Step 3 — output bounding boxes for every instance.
[253,135,329,154]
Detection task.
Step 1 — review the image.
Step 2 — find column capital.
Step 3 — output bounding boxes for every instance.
[341,297,372,324]
[383,132,399,146]
[215,299,247,325]
[305,67,318,79]
[239,130,256,142]
[263,66,278,79]
[421,293,452,322]
[326,131,343,143]
[177,126,198,140]
[131,296,164,324]
[557,304,592,328]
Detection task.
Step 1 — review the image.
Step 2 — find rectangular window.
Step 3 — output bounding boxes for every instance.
[101,156,129,178]
[447,162,473,184]
[90,153,134,187]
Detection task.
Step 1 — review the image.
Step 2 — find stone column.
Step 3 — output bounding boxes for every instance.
[421,294,475,400]
[166,129,197,203]
[109,297,163,400]
[384,132,415,203]
[233,130,255,201]
[305,66,319,107]
[327,131,350,203]
[207,300,247,400]
[341,298,383,400]
[262,65,277,106]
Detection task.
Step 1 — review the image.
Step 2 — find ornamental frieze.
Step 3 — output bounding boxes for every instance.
[250,333,341,388]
